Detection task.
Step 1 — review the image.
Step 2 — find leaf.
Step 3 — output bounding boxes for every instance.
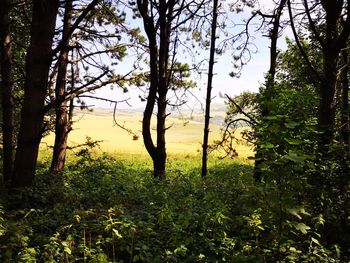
[285,121,299,129]
[311,237,320,246]
[285,138,302,145]
[261,143,275,149]
[299,207,311,216]
[64,246,72,255]
[112,228,123,238]
[287,207,310,219]
[283,150,307,163]
[174,244,188,255]
[294,223,310,234]
[141,244,149,250]
[334,244,341,258]
[287,208,302,219]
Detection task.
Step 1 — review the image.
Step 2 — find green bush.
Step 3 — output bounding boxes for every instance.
[0,153,342,262]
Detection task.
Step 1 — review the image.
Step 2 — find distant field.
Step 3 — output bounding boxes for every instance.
[42,109,254,159]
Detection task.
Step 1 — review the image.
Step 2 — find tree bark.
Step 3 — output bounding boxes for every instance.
[0,0,15,184]
[318,48,338,150]
[316,0,350,153]
[138,0,175,179]
[11,0,59,188]
[155,88,167,180]
[340,50,349,144]
[202,0,218,178]
[51,0,73,173]
[138,0,159,178]
[254,0,286,182]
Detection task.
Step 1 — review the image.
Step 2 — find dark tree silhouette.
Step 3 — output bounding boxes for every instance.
[202,0,219,178]
[137,0,206,179]
[0,0,15,184]
[12,0,60,188]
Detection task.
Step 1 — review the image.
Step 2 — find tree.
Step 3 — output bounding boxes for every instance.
[136,0,206,179]
[214,0,288,182]
[49,0,140,173]
[11,0,104,186]
[287,0,350,154]
[201,0,219,178]
[254,0,287,182]
[0,0,15,184]
[339,49,349,143]
[11,0,60,188]
[50,0,74,173]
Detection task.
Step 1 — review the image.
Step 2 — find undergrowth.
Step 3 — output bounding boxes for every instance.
[0,153,341,262]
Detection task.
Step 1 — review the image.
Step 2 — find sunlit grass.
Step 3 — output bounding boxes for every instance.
[41,110,254,162]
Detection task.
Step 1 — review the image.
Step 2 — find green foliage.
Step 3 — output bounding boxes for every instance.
[0,152,342,261]
[253,37,350,260]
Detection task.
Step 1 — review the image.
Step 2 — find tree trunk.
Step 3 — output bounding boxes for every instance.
[140,8,158,178]
[50,105,70,173]
[51,0,73,173]
[202,0,218,178]
[317,49,338,151]
[11,0,59,188]
[155,86,167,180]
[138,0,174,180]
[340,50,349,144]
[316,0,350,153]
[152,0,170,180]
[0,0,15,184]
[254,0,286,182]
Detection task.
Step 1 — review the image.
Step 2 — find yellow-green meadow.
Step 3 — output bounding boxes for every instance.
[41,109,253,159]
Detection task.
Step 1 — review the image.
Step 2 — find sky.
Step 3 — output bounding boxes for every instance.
[85,0,284,111]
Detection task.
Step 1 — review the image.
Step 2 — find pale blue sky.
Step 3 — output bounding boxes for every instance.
[84,0,284,110]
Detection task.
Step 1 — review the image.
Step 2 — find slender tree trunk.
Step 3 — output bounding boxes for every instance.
[138,0,174,180]
[155,89,167,180]
[154,81,168,178]
[316,0,350,154]
[317,48,338,151]
[51,0,73,173]
[0,0,15,184]
[140,9,158,178]
[202,0,218,178]
[254,0,286,182]
[152,0,171,180]
[340,50,349,144]
[50,102,70,173]
[261,0,287,116]
[12,0,59,188]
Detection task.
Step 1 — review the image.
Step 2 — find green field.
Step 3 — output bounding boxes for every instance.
[42,109,254,159]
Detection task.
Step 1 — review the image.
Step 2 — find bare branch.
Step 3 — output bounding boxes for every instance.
[287,0,322,82]
[225,94,258,124]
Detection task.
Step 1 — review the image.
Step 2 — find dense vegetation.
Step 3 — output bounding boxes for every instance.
[0,153,341,262]
[1,0,350,261]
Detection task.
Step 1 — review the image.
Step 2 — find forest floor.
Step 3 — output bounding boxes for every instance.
[1,153,260,262]
[1,152,338,262]
[0,111,340,262]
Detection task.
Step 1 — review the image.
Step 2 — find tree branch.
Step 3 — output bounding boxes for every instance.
[52,0,100,56]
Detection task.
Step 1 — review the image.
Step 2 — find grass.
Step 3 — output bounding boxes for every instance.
[2,153,258,262]
[2,151,338,262]
[41,110,254,160]
[4,111,338,262]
